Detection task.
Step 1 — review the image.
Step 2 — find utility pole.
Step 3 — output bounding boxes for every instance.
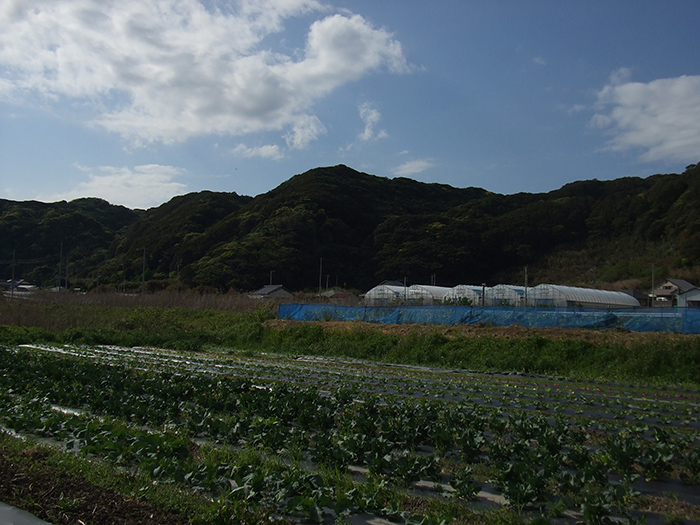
[10,250,15,299]
[651,263,655,308]
[318,258,323,297]
[141,248,146,295]
[58,242,63,291]
[524,266,528,307]
[270,270,274,285]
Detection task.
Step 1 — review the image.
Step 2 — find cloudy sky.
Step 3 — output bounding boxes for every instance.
[1,0,700,209]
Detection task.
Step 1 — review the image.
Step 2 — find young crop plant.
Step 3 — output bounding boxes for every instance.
[451,465,481,501]
[3,343,700,524]
[680,448,700,485]
[600,429,644,485]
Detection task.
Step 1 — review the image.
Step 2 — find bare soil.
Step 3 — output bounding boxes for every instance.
[0,445,190,525]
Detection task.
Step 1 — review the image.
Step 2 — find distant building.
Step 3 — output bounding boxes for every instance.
[1,279,37,295]
[249,284,293,300]
[678,288,700,307]
[622,289,650,307]
[652,278,696,307]
[321,289,360,304]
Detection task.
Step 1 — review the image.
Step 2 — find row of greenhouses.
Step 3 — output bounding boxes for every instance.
[363,283,640,309]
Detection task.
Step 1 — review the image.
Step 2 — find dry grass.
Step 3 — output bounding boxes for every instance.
[265,317,699,348]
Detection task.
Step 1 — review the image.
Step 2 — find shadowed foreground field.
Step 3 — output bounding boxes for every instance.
[2,294,700,524]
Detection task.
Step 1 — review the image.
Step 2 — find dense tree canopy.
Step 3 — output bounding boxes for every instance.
[2,163,700,291]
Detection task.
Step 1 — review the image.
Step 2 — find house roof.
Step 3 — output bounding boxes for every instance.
[379,279,404,287]
[656,278,697,294]
[666,278,696,292]
[680,288,700,300]
[621,289,649,301]
[249,284,292,297]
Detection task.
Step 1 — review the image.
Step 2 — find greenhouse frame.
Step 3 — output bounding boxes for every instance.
[444,285,483,305]
[527,284,640,308]
[363,284,407,306]
[485,285,527,307]
[364,282,641,309]
[407,285,452,304]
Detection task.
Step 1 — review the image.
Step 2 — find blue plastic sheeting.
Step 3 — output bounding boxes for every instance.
[277,304,700,334]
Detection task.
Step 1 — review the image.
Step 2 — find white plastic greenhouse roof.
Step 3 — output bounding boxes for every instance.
[408,285,452,299]
[363,282,640,308]
[364,284,406,297]
[446,285,483,297]
[533,284,639,307]
[490,284,526,296]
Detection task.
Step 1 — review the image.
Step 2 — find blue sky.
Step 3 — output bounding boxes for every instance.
[1,0,700,209]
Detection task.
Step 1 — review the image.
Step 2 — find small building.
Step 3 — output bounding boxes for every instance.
[249,284,293,300]
[678,288,700,307]
[652,278,696,307]
[621,289,650,307]
[322,289,360,305]
[1,279,37,297]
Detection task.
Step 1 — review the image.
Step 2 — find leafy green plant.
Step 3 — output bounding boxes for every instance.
[451,465,480,500]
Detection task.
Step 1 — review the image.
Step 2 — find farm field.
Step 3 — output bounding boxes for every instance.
[2,341,700,524]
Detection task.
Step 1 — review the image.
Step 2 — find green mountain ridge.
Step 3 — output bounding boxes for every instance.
[2,163,700,292]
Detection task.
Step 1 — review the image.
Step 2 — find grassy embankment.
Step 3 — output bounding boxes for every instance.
[1,293,699,387]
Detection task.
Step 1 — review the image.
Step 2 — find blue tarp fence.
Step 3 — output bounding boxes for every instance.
[278,304,700,334]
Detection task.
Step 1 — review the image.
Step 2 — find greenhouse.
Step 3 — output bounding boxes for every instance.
[406,285,452,305]
[528,284,640,308]
[364,282,641,309]
[444,285,484,306]
[486,284,527,307]
[363,284,407,306]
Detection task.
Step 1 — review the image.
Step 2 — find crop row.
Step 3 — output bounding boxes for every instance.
[20,344,700,432]
[2,344,700,524]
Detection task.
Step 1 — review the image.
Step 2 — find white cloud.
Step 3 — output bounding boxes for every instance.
[592,71,700,163]
[608,67,632,86]
[0,0,408,146]
[533,56,547,66]
[567,104,586,114]
[284,114,326,149]
[358,101,387,141]
[40,164,187,209]
[233,143,283,160]
[392,159,435,176]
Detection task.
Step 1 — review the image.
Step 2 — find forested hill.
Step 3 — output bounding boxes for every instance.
[2,163,700,292]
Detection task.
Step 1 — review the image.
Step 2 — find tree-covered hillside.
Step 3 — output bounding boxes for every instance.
[2,163,699,292]
[0,198,139,287]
